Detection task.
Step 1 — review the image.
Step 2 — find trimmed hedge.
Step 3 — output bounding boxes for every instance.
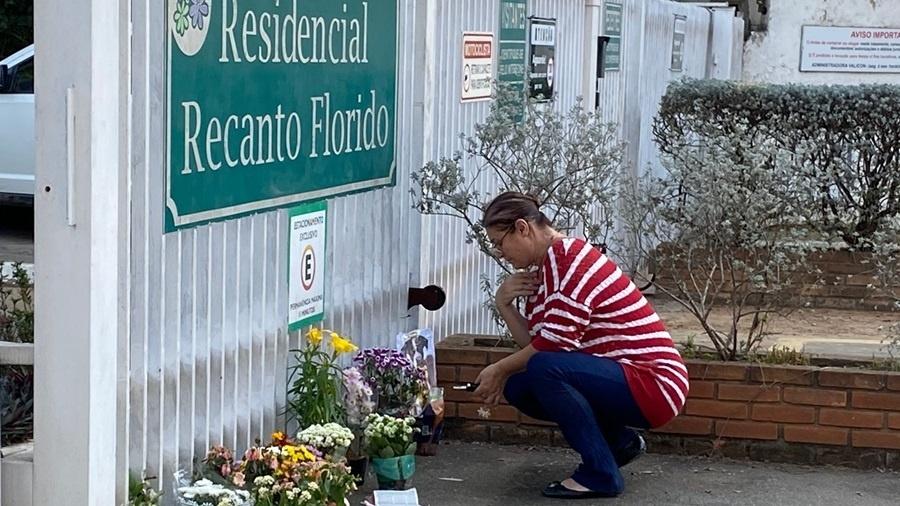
[654,79,900,248]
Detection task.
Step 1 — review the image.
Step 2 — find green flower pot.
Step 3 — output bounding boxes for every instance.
[371,455,416,490]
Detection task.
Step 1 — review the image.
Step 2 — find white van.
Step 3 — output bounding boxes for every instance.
[0,45,35,202]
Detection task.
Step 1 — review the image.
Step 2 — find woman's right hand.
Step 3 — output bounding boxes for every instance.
[495,272,541,308]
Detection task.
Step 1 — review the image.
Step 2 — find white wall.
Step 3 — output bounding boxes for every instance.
[743,0,900,84]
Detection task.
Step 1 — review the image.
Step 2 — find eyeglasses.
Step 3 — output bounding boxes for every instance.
[489,226,513,257]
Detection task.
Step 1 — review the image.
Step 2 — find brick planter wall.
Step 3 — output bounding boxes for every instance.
[437,343,900,470]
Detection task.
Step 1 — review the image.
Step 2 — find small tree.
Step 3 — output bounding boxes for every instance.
[411,88,625,334]
[625,123,824,360]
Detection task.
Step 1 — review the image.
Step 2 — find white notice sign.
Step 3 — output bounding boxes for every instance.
[462,32,494,102]
[288,201,327,330]
[801,25,900,73]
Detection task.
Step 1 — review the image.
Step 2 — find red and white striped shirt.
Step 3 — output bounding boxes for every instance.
[524,238,689,428]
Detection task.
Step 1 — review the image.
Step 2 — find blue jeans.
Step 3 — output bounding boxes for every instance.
[504,351,650,494]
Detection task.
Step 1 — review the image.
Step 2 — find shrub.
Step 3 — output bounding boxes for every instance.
[655,79,900,249]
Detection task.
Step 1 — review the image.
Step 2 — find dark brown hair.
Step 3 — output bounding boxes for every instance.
[482,191,552,229]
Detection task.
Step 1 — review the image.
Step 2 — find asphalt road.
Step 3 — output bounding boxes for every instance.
[353,441,900,505]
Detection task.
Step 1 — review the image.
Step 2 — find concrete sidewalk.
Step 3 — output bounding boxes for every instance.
[355,441,899,505]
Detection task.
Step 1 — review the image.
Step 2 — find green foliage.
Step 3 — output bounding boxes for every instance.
[630,78,900,361]
[1,262,33,343]
[656,79,900,249]
[751,345,811,366]
[1,262,33,445]
[363,413,417,459]
[0,365,32,445]
[411,86,625,334]
[413,88,624,261]
[285,330,350,429]
[128,473,162,506]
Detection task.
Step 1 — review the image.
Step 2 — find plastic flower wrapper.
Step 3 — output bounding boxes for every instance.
[296,422,354,460]
[354,348,429,417]
[342,366,375,426]
[190,433,358,506]
[173,470,251,506]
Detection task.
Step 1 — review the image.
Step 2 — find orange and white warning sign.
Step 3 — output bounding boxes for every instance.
[462,32,494,102]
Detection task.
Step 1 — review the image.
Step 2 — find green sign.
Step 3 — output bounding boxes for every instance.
[499,0,527,92]
[165,0,398,232]
[603,1,623,72]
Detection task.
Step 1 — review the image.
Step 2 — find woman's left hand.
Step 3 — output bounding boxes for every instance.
[473,363,508,406]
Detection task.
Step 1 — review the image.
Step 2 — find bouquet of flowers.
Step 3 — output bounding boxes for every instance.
[363,413,418,459]
[341,366,376,463]
[363,414,419,490]
[175,479,251,506]
[341,367,375,428]
[190,432,357,506]
[198,445,235,485]
[287,328,359,428]
[354,349,428,417]
[296,423,355,460]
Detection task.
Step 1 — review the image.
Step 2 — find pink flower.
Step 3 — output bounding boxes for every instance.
[220,463,232,477]
[232,471,246,487]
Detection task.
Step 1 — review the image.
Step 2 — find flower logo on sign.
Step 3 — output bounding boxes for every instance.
[170,0,210,56]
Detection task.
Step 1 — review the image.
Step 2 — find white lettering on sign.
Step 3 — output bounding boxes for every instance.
[501,2,526,30]
[179,89,390,174]
[219,0,369,65]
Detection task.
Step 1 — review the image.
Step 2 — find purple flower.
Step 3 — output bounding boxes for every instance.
[189,0,209,30]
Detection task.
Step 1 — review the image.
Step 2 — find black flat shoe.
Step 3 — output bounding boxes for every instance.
[541,481,619,499]
[615,433,647,468]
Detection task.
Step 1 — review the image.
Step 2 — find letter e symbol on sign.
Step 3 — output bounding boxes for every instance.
[301,245,316,291]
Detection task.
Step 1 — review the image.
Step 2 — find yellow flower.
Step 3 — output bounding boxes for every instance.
[330,332,359,355]
[306,327,323,346]
[282,444,315,463]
